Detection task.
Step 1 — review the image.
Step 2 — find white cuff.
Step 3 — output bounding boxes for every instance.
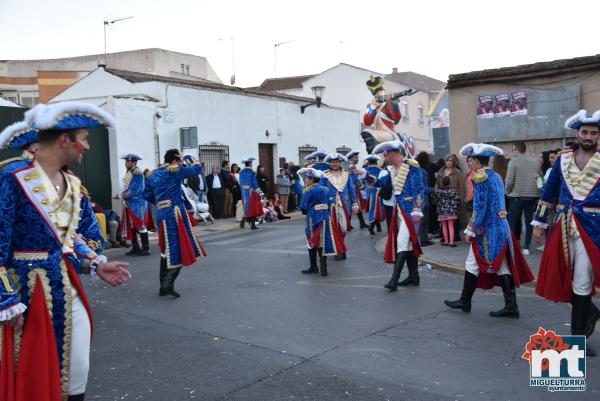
[464,228,476,238]
[411,211,424,217]
[0,302,26,322]
[531,220,549,229]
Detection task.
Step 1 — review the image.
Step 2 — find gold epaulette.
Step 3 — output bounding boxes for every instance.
[406,159,420,168]
[144,169,154,178]
[473,171,489,183]
[167,165,180,172]
[133,167,143,175]
[558,149,572,155]
[0,157,21,170]
[80,185,91,199]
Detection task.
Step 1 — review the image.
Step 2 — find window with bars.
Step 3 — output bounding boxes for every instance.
[336,146,351,155]
[198,144,229,170]
[298,146,317,164]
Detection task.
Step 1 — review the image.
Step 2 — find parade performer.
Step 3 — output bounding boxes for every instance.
[298,167,346,276]
[346,149,370,229]
[372,140,424,291]
[144,149,207,298]
[0,104,46,170]
[321,153,358,261]
[532,110,600,356]
[239,157,264,230]
[115,153,150,256]
[311,150,330,171]
[363,154,384,235]
[0,102,131,401]
[361,75,417,154]
[444,143,534,318]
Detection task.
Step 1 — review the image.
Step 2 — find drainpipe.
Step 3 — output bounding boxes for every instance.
[153,84,170,165]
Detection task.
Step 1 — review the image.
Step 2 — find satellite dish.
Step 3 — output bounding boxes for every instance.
[230,74,236,86]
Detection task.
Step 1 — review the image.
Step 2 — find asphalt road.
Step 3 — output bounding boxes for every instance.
[84,218,599,401]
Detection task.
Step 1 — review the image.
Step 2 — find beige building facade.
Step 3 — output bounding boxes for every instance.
[447,55,600,159]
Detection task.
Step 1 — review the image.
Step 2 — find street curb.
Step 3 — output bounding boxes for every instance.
[194,211,304,238]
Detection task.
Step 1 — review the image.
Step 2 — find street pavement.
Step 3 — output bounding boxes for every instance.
[85,218,599,401]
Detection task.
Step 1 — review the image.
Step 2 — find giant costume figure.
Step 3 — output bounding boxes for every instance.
[444,143,533,318]
[0,102,130,401]
[372,140,424,291]
[238,157,263,230]
[117,153,150,256]
[320,153,357,261]
[532,110,600,356]
[145,150,207,298]
[361,75,417,154]
[298,168,346,277]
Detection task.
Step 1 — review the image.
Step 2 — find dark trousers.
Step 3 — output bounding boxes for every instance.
[418,206,430,244]
[208,188,225,218]
[385,205,394,232]
[507,197,537,250]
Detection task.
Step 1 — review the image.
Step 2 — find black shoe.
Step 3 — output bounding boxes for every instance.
[126,247,141,256]
[119,240,130,248]
[376,222,382,232]
[136,249,151,256]
[159,289,180,298]
[319,249,328,276]
[357,213,369,229]
[240,218,246,228]
[334,253,346,261]
[126,234,141,255]
[302,248,319,274]
[368,223,376,235]
[138,232,151,256]
[251,224,259,230]
[444,271,478,312]
[384,252,407,292]
[489,275,519,318]
[421,240,434,247]
[585,302,599,338]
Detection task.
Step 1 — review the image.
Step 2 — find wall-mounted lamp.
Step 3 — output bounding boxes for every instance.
[265,130,270,138]
[300,85,326,114]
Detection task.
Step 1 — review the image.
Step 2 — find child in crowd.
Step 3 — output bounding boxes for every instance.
[261,195,278,222]
[434,176,461,247]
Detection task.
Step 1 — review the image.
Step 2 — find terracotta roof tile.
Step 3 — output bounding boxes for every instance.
[256,75,314,92]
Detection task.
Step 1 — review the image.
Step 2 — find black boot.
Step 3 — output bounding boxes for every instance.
[368,222,376,235]
[572,294,597,357]
[444,271,478,312]
[585,301,599,338]
[334,252,346,261]
[489,275,519,318]
[160,265,181,298]
[126,233,141,256]
[376,222,382,232]
[357,212,369,229]
[250,217,259,230]
[384,252,407,292]
[398,252,419,286]
[318,248,328,277]
[138,232,151,256]
[68,394,85,401]
[240,218,246,228]
[159,257,168,289]
[302,248,319,274]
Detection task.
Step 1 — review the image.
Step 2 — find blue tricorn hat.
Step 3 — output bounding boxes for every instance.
[459,143,503,157]
[364,154,380,163]
[121,153,142,162]
[324,152,348,162]
[566,110,600,130]
[297,167,323,179]
[345,149,360,159]
[33,101,116,131]
[242,157,256,164]
[0,121,39,150]
[372,140,406,155]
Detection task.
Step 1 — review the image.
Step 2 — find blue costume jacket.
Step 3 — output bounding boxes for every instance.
[376,162,424,217]
[300,184,339,255]
[312,162,330,172]
[239,167,260,216]
[0,158,104,393]
[122,166,147,223]
[145,163,206,269]
[365,165,382,223]
[321,169,357,214]
[465,167,510,263]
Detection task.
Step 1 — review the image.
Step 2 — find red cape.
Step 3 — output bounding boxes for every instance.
[384,206,422,264]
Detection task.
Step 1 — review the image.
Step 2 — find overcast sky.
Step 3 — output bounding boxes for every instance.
[1,0,598,87]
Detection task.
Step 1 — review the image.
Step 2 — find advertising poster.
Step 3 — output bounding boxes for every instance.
[477,95,494,118]
[494,93,511,117]
[511,91,528,116]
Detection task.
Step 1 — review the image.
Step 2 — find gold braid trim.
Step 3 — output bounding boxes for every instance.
[60,259,73,397]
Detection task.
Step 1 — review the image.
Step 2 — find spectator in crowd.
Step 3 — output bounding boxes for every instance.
[541,149,559,184]
[289,161,303,208]
[464,156,476,220]
[274,192,291,220]
[416,151,434,246]
[436,154,466,240]
[261,195,278,222]
[505,141,541,255]
[207,165,226,218]
[187,168,207,204]
[257,164,270,195]
[492,154,509,182]
[434,176,461,247]
[276,168,292,213]
[221,160,233,217]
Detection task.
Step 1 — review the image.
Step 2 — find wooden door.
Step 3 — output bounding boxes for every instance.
[258,143,274,197]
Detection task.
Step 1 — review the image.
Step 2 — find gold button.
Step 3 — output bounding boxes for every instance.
[24,175,31,181]
[41,199,49,205]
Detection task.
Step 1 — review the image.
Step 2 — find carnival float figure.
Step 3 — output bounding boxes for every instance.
[361,75,418,156]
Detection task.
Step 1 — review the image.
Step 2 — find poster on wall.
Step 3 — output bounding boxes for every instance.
[494,93,511,117]
[511,91,528,116]
[477,95,494,118]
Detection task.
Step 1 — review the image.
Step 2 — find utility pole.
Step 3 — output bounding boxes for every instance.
[103,16,133,65]
[274,40,294,78]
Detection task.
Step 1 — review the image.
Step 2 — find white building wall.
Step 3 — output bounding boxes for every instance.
[300,64,432,153]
